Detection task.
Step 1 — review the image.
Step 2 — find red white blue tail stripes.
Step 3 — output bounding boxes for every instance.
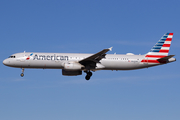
[141,33,173,63]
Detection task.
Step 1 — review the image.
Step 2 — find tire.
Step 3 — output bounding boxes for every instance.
[20,73,24,77]
[85,75,90,80]
[88,72,92,76]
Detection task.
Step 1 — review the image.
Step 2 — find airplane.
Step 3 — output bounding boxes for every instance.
[3,33,176,80]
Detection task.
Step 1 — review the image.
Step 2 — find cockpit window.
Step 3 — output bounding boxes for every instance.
[9,56,16,58]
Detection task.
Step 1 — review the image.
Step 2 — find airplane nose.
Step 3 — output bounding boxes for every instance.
[3,59,10,66]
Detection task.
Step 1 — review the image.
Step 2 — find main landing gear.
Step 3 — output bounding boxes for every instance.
[85,71,92,80]
[20,68,24,77]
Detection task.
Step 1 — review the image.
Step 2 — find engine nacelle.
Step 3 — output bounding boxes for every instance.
[64,62,84,70]
[62,69,82,76]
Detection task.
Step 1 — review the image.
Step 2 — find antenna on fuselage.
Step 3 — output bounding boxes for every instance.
[24,51,26,57]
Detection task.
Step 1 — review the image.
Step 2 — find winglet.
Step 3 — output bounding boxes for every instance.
[109,47,113,51]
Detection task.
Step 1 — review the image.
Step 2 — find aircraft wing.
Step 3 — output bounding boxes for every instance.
[79,47,112,65]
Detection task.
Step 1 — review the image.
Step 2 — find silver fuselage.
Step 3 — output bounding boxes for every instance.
[3,52,176,71]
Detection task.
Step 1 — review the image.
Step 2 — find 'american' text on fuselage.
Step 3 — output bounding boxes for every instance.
[33,54,68,61]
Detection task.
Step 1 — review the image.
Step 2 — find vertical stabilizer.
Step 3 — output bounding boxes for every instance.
[147,33,173,56]
[141,33,173,63]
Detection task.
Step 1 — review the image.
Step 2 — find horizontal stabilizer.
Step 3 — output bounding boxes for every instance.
[157,55,175,63]
[157,55,175,60]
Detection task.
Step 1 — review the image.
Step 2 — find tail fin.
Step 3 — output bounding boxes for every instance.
[141,33,174,63]
[146,33,173,56]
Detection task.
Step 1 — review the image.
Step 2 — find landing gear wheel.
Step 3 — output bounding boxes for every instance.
[85,75,90,80]
[87,72,92,76]
[85,71,92,80]
[20,73,24,77]
[21,68,24,77]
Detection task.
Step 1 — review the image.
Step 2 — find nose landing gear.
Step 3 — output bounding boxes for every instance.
[20,68,24,77]
[85,71,92,80]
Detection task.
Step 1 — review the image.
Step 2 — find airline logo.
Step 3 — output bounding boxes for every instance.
[141,33,173,63]
[26,53,33,60]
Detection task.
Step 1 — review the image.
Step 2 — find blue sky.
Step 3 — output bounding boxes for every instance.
[0,0,180,120]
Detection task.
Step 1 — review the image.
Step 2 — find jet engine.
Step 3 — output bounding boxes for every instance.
[64,62,84,70]
[62,69,82,76]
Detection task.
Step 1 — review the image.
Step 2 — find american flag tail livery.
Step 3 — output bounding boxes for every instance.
[141,33,175,64]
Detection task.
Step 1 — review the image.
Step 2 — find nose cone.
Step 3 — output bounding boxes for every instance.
[3,59,10,66]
